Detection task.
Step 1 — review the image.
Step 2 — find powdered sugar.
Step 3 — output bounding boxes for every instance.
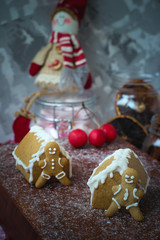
[0,138,159,240]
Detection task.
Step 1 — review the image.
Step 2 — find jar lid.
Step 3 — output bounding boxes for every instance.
[34,90,97,122]
[35,90,96,108]
[111,71,160,91]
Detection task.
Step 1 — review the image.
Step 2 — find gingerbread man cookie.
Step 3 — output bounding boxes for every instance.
[105,168,144,221]
[35,142,71,188]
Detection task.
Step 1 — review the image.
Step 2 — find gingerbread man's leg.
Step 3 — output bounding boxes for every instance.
[105,198,120,217]
[35,171,51,188]
[55,171,71,186]
[128,206,144,221]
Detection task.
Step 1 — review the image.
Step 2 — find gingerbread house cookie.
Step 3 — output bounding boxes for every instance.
[87,148,149,210]
[12,126,72,188]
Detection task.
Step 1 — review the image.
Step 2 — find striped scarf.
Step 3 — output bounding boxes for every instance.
[50,31,87,69]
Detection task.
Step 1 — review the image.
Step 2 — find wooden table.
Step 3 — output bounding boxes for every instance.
[0,139,160,240]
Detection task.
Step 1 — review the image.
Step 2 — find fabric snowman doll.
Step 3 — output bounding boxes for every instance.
[29,0,92,92]
[13,0,92,143]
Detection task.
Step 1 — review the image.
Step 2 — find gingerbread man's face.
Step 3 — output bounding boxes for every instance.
[122,168,138,186]
[48,147,57,155]
[45,142,60,158]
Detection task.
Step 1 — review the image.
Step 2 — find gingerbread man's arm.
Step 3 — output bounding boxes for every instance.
[39,159,47,169]
[136,189,144,199]
[59,157,68,167]
[112,185,121,195]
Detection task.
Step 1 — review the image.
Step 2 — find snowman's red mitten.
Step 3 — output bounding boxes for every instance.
[29,62,42,76]
[12,116,31,143]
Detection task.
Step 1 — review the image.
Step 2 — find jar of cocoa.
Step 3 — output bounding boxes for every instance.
[110,72,160,130]
[105,72,160,149]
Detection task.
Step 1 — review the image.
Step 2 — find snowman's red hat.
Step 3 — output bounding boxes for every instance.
[51,0,87,23]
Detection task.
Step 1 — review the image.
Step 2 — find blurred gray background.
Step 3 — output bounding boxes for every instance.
[0,0,160,142]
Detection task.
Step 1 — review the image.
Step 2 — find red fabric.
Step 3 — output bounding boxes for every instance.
[84,72,92,89]
[50,31,87,69]
[29,62,42,76]
[12,116,31,143]
[55,0,87,23]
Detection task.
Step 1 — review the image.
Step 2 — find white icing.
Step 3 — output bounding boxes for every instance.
[55,171,66,179]
[110,172,113,178]
[114,185,122,195]
[125,174,135,183]
[41,172,51,180]
[48,147,57,155]
[126,202,138,210]
[112,197,121,209]
[49,150,56,155]
[49,147,56,151]
[41,159,47,169]
[133,188,139,200]
[87,148,136,205]
[58,157,63,168]
[51,160,55,169]
[12,126,72,183]
[12,147,35,182]
[124,188,129,201]
[125,179,134,184]
[30,126,54,143]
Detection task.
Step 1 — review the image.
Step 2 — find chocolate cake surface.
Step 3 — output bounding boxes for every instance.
[0,137,159,240]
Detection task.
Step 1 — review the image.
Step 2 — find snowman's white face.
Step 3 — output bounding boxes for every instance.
[52,11,79,34]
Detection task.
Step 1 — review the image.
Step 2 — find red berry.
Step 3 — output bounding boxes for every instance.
[101,124,117,142]
[89,129,106,147]
[68,129,88,147]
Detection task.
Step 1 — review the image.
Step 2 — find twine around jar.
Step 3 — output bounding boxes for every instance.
[71,102,100,130]
[14,89,65,123]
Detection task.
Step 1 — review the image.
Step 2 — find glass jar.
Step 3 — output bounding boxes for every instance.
[33,90,99,139]
[107,72,160,130]
[143,114,160,161]
[102,71,160,149]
